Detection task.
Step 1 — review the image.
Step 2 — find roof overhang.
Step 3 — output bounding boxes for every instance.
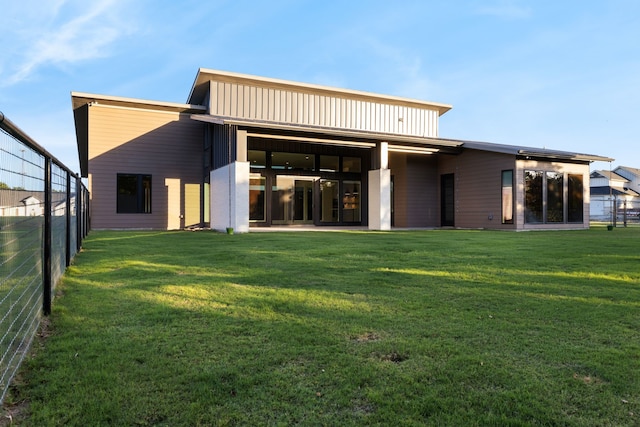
[191,114,464,154]
[459,140,614,163]
[517,149,614,163]
[187,68,453,116]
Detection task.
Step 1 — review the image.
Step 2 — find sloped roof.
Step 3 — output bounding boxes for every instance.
[590,186,640,197]
[457,139,613,163]
[590,170,629,181]
[615,166,640,177]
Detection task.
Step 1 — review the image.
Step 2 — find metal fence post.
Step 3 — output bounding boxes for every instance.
[43,156,52,316]
[65,170,71,267]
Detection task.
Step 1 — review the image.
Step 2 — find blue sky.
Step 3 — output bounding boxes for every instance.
[1,0,639,175]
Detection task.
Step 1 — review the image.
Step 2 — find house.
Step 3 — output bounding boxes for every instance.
[0,190,45,217]
[590,168,640,221]
[71,68,612,231]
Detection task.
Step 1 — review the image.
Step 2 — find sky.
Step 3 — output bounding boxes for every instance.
[1,0,639,176]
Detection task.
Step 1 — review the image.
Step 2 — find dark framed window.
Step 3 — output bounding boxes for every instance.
[568,174,584,222]
[117,174,151,214]
[501,170,514,224]
[524,171,585,224]
[546,172,564,223]
[524,170,543,223]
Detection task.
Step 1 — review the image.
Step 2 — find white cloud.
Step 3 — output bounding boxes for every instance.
[1,0,133,86]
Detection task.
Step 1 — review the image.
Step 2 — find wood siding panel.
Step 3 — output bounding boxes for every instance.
[205,79,441,137]
[438,150,516,229]
[389,153,408,227]
[390,153,439,227]
[405,155,439,227]
[88,105,203,229]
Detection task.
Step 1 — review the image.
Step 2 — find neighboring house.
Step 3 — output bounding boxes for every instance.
[0,190,45,217]
[71,69,612,231]
[613,166,640,196]
[590,168,640,221]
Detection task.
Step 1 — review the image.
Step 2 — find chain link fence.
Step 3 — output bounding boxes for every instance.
[0,112,89,403]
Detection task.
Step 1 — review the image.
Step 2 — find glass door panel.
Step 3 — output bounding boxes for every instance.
[272,176,317,224]
[320,180,339,222]
[249,174,266,222]
[294,180,314,223]
[342,181,361,222]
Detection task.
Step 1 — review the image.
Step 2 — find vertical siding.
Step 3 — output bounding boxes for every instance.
[88,105,204,229]
[208,80,440,137]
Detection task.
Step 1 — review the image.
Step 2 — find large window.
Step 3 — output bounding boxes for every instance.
[524,171,584,224]
[117,174,151,214]
[546,172,563,223]
[524,171,543,223]
[568,174,584,223]
[501,170,514,224]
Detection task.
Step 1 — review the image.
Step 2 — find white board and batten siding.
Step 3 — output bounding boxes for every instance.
[208,80,441,138]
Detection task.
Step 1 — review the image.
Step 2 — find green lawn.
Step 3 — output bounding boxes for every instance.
[4,227,640,426]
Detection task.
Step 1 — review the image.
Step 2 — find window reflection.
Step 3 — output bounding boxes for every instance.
[568,174,583,222]
[501,170,513,224]
[546,172,563,223]
[524,170,543,223]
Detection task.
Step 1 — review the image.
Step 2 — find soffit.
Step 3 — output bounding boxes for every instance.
[191,114,464,153]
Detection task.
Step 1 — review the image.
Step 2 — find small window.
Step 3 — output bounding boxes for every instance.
[320,155,339,172]
[271,152,314,171]
[501,170,514,224]
[342,157,361,173]
[117,174,151,214]
[248,150,266,169]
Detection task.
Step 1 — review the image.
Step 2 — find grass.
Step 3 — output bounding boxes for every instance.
[3,226,640,426]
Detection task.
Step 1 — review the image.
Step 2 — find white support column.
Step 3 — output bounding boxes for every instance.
[210,161,250,233]
[369,142,391,230]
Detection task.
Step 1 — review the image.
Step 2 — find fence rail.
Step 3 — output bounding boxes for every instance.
[0,112,89,403]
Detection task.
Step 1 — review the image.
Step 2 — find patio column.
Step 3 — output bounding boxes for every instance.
[210,130,250,233]
[368,142,391,230]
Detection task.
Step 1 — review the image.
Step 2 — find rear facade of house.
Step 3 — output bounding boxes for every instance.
[72,69,611,232]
